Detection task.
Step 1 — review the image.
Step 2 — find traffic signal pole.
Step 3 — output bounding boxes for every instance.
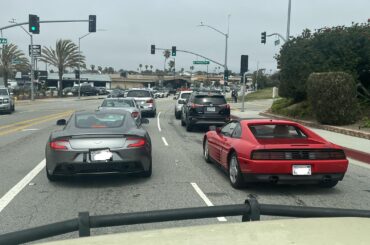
[241,72,248,112]
[30,34,35,101]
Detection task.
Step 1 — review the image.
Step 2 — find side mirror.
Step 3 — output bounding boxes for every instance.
[141,118,149,124]
[56,119,66,126]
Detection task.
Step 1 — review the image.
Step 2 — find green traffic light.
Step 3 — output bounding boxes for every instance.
[31,26,36,31]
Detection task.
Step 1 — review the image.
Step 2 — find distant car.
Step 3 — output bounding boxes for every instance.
[80,85,98,96]
[181,92,230,131]
[45,110,151,181]
[107,89,125,98]
[203,119,349,189]
[0,87,15,114]
[154,92,165,98]
[174,90,192,119]
[126,89,156,117]
[99,98,142,125]
[97,87,109,95]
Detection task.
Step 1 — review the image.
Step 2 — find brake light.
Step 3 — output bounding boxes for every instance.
[127,137,146,148]
[191,103,202,109]
[251,151,272,160]
[50,140,70,150]
[146,99,153,104]
[131,111,139,118]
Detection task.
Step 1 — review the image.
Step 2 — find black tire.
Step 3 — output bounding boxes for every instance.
[203,139,212,163]
[228,152,245,189]
[186,119,193,132]
[142,159,152,178]
[319,180,338,188]
[11,104,15,112]
[151,110,157,118]
[181,115,186,126]
[175,111,181,120]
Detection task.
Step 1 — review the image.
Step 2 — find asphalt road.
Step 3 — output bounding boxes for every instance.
[1,96,370,243]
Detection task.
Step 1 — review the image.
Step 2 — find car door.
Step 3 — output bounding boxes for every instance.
[219,122,238,167]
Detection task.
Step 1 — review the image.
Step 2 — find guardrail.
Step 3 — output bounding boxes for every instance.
[1,198,370,244]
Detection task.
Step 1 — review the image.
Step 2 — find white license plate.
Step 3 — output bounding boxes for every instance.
[292,165,312,175]
[206,107,216,112]
[90,149,112,161]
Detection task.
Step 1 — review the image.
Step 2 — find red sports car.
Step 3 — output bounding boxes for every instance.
[203,119,349,189]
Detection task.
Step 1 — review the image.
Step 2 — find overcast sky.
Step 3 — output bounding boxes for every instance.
[1,0,370,73]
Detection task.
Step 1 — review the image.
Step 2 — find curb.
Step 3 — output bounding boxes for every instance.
[231,112,370,165]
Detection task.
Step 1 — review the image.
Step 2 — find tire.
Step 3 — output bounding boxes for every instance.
[186,119,193,132]
[319,180,338,188]
[142,160,152,178]
[151,110,157,118]
[203,139,212,163]
[175,111,181,120]
[228,152,245,189]
[11,104,15,112]
[181,115,186,126]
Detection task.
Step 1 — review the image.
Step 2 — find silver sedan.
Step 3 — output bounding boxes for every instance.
[99,98,142,125]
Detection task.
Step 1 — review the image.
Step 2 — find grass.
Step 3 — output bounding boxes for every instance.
[232,87,274,102]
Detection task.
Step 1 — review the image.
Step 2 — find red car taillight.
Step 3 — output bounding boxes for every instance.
[191,103,203,109]
[146,99,153,104]
[131,111,139,118]
[251,150,346,160]
[127,137,146,148]
[50,140,70,150]
[220,104,230,109]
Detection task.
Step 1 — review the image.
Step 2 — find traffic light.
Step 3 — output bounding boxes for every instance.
[89,15,96,32]
[29,14,40,34]
[172,46,176,56]
[224,70,229,81]
[240,55,249,75]
[261,32,266,44]
[75,70,80,79]
[151,45,155,54]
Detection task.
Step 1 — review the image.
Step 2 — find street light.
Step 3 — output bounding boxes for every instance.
[198,14,230,91]
[78,29,106,99]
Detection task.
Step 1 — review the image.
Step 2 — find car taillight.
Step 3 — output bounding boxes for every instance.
[191,103,202,109]
[127,137,146,148]
[146,99,153,103]
[50,140,70,150]
[131,111,139,118]
[220,104,230,109]
[251,151,271,160]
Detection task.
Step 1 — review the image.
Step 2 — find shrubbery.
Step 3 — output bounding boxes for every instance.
[307,72,359,125]
[271,98,312,119]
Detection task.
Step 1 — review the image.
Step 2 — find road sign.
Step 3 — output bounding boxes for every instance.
[0,38,7,44]
[193,61,210,65]
[29,45,41,57]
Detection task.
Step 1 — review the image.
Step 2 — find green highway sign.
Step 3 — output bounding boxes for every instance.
[193,60,210,65]
[0,38,7,44]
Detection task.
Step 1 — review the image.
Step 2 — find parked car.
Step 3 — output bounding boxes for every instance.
[79,84,98,96]
[99,98,142,125]
[181,92,230,131]
[97,87,109,95]
[107,89,125,98]
[174,90,192,119]
[126,89,156,117]
[0,87,15,114]
[203,119,349,189]
[45,110,151,181]
[62,87,74,96]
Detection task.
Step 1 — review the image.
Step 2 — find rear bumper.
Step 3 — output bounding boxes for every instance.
[0,104,11,110]
[188,116,230,125]
[242,173,345,184]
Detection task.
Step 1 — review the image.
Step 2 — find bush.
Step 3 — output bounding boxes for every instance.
[271,99,313,119]
[307,72,359,125]
[271,98,294,113]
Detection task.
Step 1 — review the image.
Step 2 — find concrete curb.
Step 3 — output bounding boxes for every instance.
[231,112,370,165]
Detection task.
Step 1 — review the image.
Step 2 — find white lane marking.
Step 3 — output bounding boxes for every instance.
[21,128,40,131]
[349,158,370,170]
[157,112,162,132]
[190,182,227,222]
[161,137,169,146]
[0,159,45,213]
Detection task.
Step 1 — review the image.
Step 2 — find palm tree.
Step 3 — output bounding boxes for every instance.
[40,39,85,96]
[150,65,153,71]
[0,44,29,87]
[163,50,170,71]
[168,60,175,72]
[145,64,148,71]
[90,64,95,71]
[139,64,143,73]
[97,66,103,73]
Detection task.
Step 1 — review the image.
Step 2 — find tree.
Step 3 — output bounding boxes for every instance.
[108,67,115,74]
[150,65,153,71]
[180,68,184,74]
[0,44,29,87]
[97,66,103,73]
[40,39,85,96]
[103,67,108,74]
[144,64,148,71]
[163,50,170,71]
[90,64,95,71]
[168,60,175,72]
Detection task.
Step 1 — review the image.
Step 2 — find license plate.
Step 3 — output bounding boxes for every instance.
[90,149,112,161]
[292,165,311,175]
[206,107,216,112]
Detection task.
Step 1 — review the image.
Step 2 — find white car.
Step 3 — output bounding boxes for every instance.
[174,90,192,119]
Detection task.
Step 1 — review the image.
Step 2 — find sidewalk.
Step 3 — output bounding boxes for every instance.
[230,99,370,164]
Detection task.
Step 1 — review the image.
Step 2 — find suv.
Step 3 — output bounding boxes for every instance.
[79,85,98,96]
[181,92,230,131]
[174,90,192,119]
[0,87,15,114]
[126,89,156,117]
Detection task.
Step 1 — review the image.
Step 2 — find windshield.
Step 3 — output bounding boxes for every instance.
[181,93,191,99]
[0,89,9,96]
[127,90,151,97]
[101,99,134,108]
[75,113,125,128]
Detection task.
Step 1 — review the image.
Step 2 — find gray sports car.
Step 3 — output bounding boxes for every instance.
[99,98,142,125]
[45,110,151,181]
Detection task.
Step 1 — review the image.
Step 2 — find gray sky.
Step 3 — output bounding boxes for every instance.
[1,0,370,73]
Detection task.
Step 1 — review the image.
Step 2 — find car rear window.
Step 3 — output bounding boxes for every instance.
[181,93,191,99]
[101,99,134,108]
[75,113,126,128]
[194,95,226,105]
[0,89,8,96]
[127,90,151,97]
[249,124,307,139]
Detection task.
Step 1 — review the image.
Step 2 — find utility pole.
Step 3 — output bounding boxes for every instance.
[241,72,247,112]
[286,0,291,41]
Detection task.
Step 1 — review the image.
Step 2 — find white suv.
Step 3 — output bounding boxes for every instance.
[0,87,15,114]
[174,91,192,119]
